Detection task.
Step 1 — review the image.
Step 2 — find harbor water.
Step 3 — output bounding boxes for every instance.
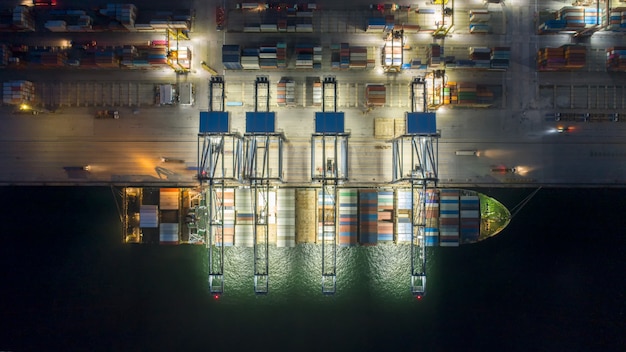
[0,187,623,351]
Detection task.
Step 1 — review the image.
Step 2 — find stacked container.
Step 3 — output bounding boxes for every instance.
[312,78,322,106]
[537,47,566,71]
[121,45,137,67]
[313,45,322,69]
[377,190,394,242]
[443,82,457,105]
[95,49,119,68]
[469,9,490,22]
[469,23,491,34]
[367,17,386,32]
[222,44,242,70]
[490,47,510,69]
[277,189,296,247]
[460,194,480,244]
[277,78,295,106]
[385,15,395,31]
[39,52,65,67]
[439,189,459,247]
[340,43,350,69]
[235,188,254,247]
[556,6,585,30]
[606,46,626,71]
[457,82,477,104]
[424,190,439,246]
[218,188,236,247]
[476,85,494,105]
[396,190,412,243]
[295,43,315,69]
[358,189,378,246]
[469,47,491,68]
[259,45,278,69]
[537,19,566,34]
[12,6,35,32]
[0,44,8,66]
[428,44,442,67]
[100,3,137,30]
[563,45,586,70]
[330,44,340,69]
[338,189,357,246]
[277,42,287,69]
[366,84,386,106]
[3,80,34,105]
[295,189,317,243]
[607,7,626,31]
[145,45,168,68]
[317,190,335,242]
[45,20,67,32]
[241,47,260,69]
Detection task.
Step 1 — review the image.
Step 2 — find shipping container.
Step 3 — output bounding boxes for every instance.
[296,189,317,243]
[359,189,378,246]
[235,188,254,247]
[159,223,179,244]
[277,189,296,247]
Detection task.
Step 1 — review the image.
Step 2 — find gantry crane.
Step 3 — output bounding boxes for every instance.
[244,75,284,294]
[391,76,439,298]
[198,75,243,296]
[312,76,349,294]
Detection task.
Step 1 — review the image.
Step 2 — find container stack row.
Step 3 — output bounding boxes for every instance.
[38,52,67,67]
[0,44,8,66]
[339,189,358,246]
[377,191,394,243]
[216,188,236,247]
[241,47,260,69]
[358,189,378,246]
[606,46,626,71]
[99,3,137,30]
[537,45,586,71]
[11,6,35,32]
[608,7,626,31]
[159,189,180,245]
[349,46,368,69]
[277,78,295,106]
[428,44,442,67]
[469,47,491,68]
[277,189,296,247]
[490,47,511,69]
[439,189,459,247]
[538,6,601,34]
[317,190,335,242]
[2,80,34,105]
[469,9,491,34]
[277,42,287,68]
[295,43,321,69]
[396,190,412,243]
[235,188,254,247]
[366,84,386,106]
[222,44,243,70]
[312,78,322,106]
[460,195,480,244]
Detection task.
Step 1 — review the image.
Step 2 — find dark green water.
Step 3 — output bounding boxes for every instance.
[0,187,624,351]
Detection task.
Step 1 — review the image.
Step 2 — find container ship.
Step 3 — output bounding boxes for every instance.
[122,187,510,247]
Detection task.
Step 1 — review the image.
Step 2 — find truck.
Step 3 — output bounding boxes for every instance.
[95,110,119,119]
[216,6,225,31]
